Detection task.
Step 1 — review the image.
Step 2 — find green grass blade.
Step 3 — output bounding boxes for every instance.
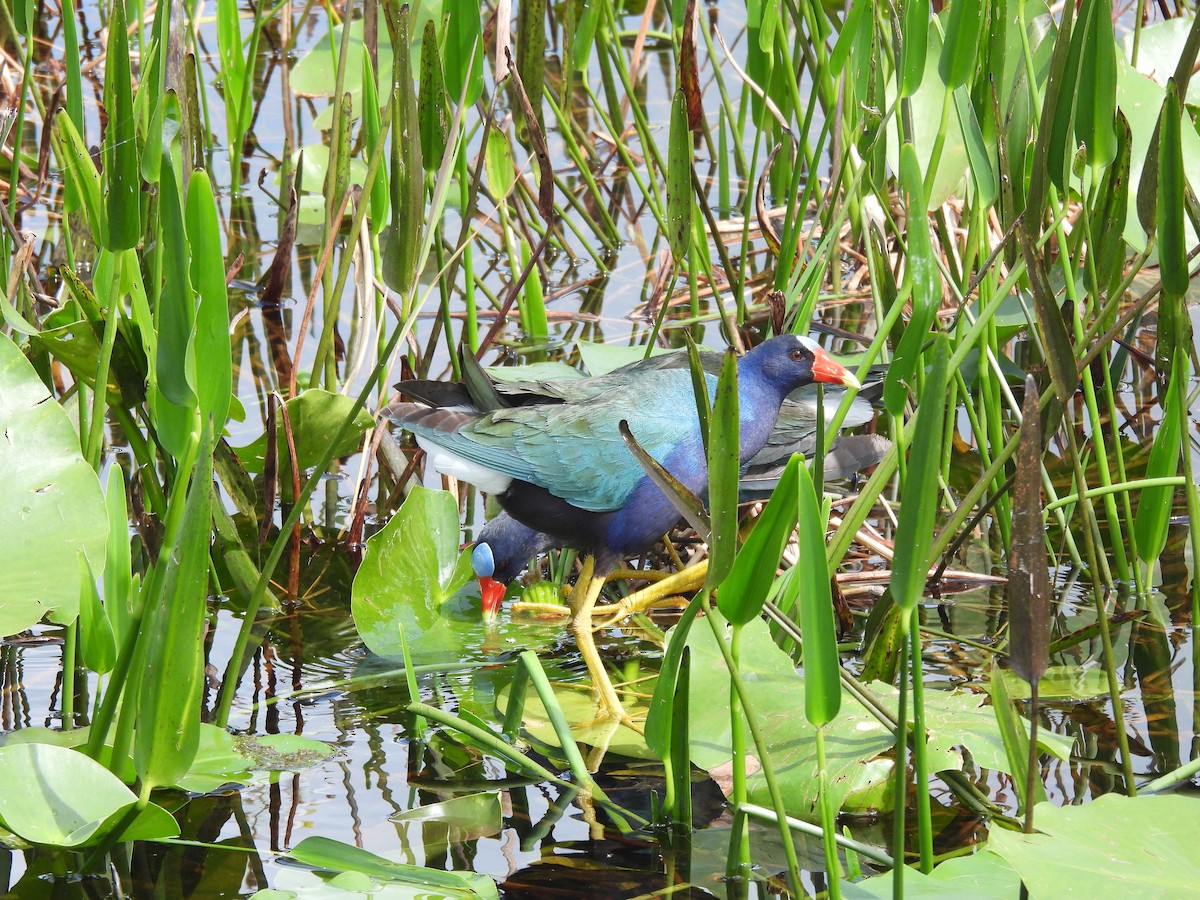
[900,0,930,97]
[706,349,739,590]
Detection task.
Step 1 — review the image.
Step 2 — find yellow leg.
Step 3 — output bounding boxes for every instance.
[567,559,640,731]
[593,559,709,627]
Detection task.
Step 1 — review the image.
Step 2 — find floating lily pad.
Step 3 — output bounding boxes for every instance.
[684,616,893,821]
[497,679,653,759]
[844,849,1020,898]
[988,794,1200,898]
[0,334,108,637]
[0,743,177,846]
[351,487,558,665]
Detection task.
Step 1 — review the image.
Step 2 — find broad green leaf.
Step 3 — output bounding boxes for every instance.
[844,850,1019,898]
[1074,0,1117,171]
[891,336,951,615]
[0,335,108,637]
[721,455,801,624]
[576,339,672,376]
[185,170,233,433]
[900,0,930,96]
[135,424,212,790]
[102,0,139,251]
[233,389,374,478]
[706,349,739,591]
[665,89,691,260]
[1133,352,1185,566]
[0,743,136,847]
[351,487,555,663]
[418,19,449,168]
[445,0,484,106]
[988,795,1200,897]
[938,0,984,89]
[392,792,502,842]
[684,615,892,820]
[380,5,424,297]
[792,462,840,727]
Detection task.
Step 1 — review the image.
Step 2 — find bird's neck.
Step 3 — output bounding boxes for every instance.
[735,356,790,462]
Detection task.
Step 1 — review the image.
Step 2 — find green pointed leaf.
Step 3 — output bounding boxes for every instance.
[444,0,484,106]
[418,19,450,168]
[891,336,951,614]
[721,455,801,625]
[185,170,232,432]
[666,89,692,260]
[135,424,212,790]
[900,0,930,96]
[884,144,940,414]
[1133,351,1185,566]
[78,554,115,674]
[792,462,840,727]
[102,0,140,250]
[939,0,984,89]
[1074,0,1117,171]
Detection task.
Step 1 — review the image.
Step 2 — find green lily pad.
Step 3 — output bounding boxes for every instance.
[994,664,1111,701]
[391,791,502,843]
[844,849,1020,898]
[351,487,558,665]
[1120,19,1200,107]
[576,340,672,377]
[233,389,374,478]
[988,794,1200,897]
[1113,58,1200,253]
[0,743,170,847]
[497,679,653,759]
[867,683,1074,777]
[0,334,108,637]
[684,616,893,821]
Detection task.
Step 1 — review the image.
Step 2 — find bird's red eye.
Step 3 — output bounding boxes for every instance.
[790,348,805,362]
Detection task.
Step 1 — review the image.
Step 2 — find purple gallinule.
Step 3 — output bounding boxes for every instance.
[471,431,891,615]
[385,334,860,724]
